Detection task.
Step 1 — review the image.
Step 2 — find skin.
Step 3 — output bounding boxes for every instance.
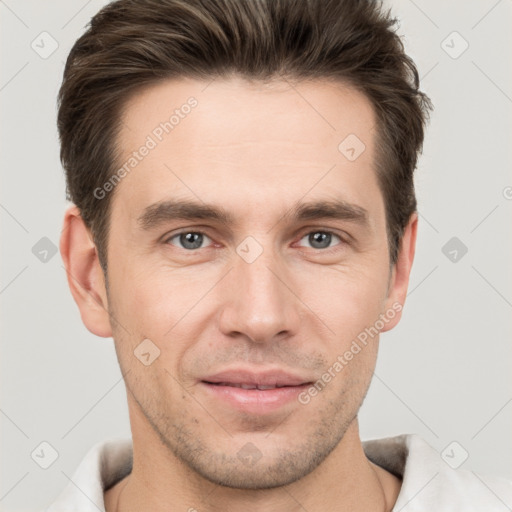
[60,76,417,511]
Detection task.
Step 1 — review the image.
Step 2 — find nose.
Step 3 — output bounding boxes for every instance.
[217,244,300,344]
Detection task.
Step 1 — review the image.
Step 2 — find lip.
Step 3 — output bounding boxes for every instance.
[199,368,314,414]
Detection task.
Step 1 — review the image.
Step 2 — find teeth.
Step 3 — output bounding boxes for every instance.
[213,382,284,390]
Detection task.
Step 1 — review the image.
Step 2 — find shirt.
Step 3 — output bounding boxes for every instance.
[43,434,512,511]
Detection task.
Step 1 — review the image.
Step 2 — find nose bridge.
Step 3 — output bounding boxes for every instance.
[218,238,298,343]
[240,248,282,306]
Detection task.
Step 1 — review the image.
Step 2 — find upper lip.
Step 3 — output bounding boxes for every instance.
[201,368,313,388]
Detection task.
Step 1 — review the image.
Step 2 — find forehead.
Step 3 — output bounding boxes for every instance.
[112,76,381,228]
[119,76,376,151]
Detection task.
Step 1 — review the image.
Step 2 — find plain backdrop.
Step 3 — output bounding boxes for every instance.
[1,0,511,510]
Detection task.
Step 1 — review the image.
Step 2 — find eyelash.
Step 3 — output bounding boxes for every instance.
[163,229,348,253]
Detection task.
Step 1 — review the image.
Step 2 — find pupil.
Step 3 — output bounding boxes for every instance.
[181,232,202,249]
[310,232,330,249]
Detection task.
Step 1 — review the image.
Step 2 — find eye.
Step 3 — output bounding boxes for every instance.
[165,231,213,250]
[297,230,343,250]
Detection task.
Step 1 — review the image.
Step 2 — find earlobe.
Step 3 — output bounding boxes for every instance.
[60,205,113,338]
[380,212,418,332]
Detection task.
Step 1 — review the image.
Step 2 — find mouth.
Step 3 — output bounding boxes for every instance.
[203,382,304,390]
[199,368,314,413]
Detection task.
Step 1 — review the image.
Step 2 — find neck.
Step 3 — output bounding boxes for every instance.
[105,414,401,512]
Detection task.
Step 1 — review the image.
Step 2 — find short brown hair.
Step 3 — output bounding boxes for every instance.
[58,0,432,272]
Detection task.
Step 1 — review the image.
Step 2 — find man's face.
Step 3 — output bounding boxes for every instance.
[104,77,404,488]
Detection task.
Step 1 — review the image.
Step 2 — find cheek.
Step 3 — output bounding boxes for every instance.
[108,269,192,401]
[307,265,389,344]
[110,261,194,332]
[108,262,217,377]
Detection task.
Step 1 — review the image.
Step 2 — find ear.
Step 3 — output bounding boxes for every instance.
[60,205,113,338]
[380,212,418,332]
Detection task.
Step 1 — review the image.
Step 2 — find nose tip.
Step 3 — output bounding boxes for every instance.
[217,253,299,344]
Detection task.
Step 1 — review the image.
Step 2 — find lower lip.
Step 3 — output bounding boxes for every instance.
[200,382,311,414]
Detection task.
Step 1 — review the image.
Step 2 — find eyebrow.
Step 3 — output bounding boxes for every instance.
[137,197,370,231]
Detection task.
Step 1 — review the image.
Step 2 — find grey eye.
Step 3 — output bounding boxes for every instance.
[168,232,211,250]
[298,231,342,250]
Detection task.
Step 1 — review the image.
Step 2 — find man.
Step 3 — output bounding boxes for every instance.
[47,0,511,510]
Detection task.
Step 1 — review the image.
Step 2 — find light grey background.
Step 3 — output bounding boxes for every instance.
[1,1,511,510]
